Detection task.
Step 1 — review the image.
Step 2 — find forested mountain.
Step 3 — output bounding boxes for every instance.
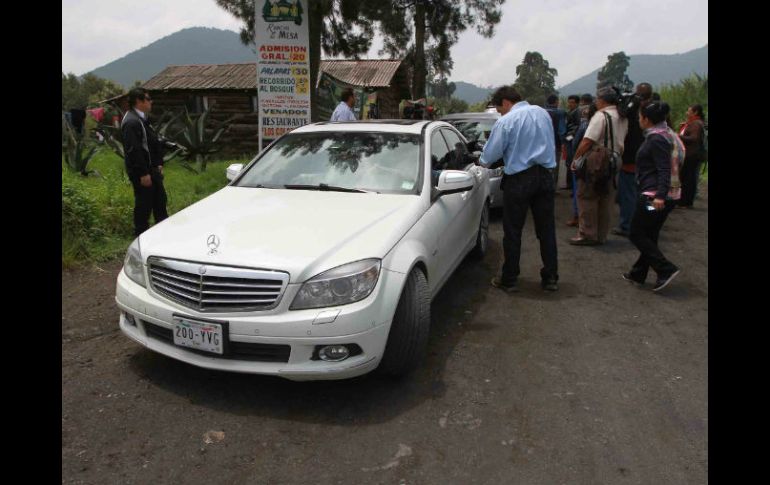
[89,27,255,87]
[558,45,708,95]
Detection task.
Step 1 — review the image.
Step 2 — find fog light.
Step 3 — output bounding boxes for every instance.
[123,312,136,326]
[318,345,350,362]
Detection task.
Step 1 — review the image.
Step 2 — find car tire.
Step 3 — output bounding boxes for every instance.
[378,268,430,376]
[469,201,490,259]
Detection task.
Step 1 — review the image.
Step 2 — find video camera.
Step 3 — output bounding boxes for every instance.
[616,87,642,118]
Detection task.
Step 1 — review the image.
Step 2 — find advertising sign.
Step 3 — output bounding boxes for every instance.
[255,0,311,150]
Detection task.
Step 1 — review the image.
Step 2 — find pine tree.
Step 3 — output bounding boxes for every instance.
[597,51,634,92]
[512,52,558,107]
[370,1,504,100]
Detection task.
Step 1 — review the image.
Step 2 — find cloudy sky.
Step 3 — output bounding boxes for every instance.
[62,0,708,88]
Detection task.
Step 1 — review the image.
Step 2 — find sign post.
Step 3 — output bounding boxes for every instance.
[255,0,311,152]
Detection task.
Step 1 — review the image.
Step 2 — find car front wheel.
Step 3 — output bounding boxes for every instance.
[378,267,430,376]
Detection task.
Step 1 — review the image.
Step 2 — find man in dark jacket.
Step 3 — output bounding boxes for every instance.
[121,88,168,236]
[545,94,566,189]
[564,95,581,191]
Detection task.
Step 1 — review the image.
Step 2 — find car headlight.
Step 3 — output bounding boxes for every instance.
[290,259,381,310]
[123,237,146,288]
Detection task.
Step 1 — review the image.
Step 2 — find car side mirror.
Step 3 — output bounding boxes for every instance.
[226,163,243,181]
[436,170,474,197]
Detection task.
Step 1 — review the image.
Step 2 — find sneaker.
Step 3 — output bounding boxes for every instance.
[611,228,630,237]
[491,277,518,293]
[541,279,559,292]
[622,272,644,286]
[569,237,601,246]
[652,270,681,292]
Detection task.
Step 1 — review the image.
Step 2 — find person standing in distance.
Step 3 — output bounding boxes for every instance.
[479,86,559,292]
[570,86,628,245]
[121,88,168,236]
[545,94,567,189]
[330,89,357,121]
[564,94,581,192]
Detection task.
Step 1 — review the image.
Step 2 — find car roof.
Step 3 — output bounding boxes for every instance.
[440,112,500,121]
[293,120,451,135]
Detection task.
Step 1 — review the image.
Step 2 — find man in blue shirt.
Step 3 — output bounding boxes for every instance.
[479,86,559,292]
[330,89,357,122]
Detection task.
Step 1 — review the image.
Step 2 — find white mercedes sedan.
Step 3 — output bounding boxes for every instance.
[115,120,490,381]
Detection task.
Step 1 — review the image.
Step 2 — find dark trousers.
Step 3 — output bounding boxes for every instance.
[679,156,702,206]
[501,165,558,285]
[565,142,575,190]
[131,170,168,236]
[628,195,678,281]
[616,170,638,232]
[552,144,562,188]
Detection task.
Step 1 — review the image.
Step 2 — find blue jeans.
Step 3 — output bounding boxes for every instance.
[617,170,637,232]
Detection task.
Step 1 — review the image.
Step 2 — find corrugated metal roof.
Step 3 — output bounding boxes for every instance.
[141,60,403,91]
[319,60,402,88]
[142,63,257,90]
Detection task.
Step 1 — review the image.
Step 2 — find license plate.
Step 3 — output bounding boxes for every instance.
[172,318,224,355]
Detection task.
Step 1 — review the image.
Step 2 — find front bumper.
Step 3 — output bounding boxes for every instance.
[115,266,406,381]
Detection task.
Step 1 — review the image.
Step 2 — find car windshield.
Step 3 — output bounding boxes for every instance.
[448,120,496,143]
[235,132,422,194]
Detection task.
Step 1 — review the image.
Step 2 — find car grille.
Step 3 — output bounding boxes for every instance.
[147,257,289,313]
[142,321,291,363]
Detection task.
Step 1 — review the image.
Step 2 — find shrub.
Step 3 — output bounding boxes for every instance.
[657,74,708,127]
[62,179,104,263]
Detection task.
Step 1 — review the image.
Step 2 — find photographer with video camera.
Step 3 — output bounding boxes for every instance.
[121,88,169,236]
[613,82,653,237]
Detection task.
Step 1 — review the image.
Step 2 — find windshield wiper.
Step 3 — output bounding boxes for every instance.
[240,183,280,189]
[283,183,377,194]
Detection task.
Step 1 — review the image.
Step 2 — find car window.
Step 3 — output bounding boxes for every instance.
[235,132,422,194]
[429,130,451,188]
[448,120,496,143]
[430,131,451,172]
[440,128,470,171]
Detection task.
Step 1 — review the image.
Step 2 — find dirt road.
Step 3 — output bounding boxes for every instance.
[62,188,708,485]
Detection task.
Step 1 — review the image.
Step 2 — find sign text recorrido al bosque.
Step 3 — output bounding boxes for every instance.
[255,0,311,147]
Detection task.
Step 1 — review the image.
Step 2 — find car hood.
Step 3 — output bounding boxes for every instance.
[139,186,425,282]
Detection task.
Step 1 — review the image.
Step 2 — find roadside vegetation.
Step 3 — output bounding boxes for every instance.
[62,150,245,268]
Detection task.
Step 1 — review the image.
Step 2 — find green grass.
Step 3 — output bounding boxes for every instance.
[62,149,250,268]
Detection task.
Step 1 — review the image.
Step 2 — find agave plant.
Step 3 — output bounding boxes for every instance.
[167,108,236,172]
[63,113,100,176]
